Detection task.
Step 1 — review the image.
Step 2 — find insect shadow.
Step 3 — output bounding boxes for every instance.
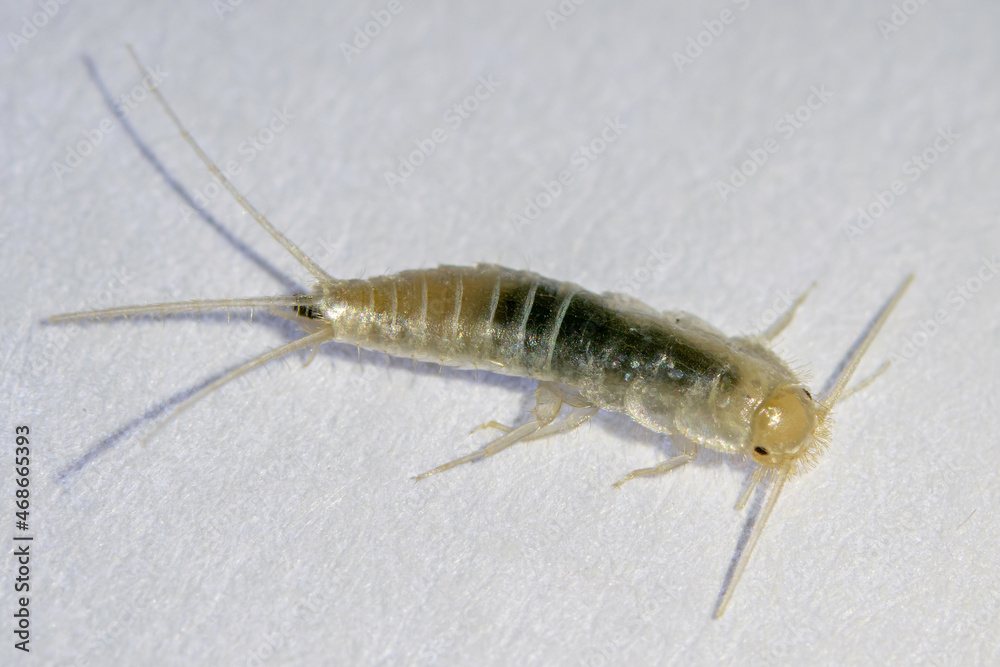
[56,55,662,487]
[52,57,300,486]
[80,54,304,294]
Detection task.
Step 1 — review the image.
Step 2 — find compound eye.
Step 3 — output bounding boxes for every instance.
[753,446,768,456]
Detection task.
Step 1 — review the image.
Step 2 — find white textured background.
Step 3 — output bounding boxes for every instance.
[2,1,999,665]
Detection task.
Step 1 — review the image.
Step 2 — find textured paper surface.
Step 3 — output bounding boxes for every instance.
[2,1,999,664]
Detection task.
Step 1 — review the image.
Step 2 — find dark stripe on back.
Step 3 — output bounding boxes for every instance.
[550,291,737,389]
[491,280,534,336]
[522,281,562,369]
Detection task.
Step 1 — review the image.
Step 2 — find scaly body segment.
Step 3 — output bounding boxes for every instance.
[50,47,914,617]
[314,264,808,459]
[317,265,729,396]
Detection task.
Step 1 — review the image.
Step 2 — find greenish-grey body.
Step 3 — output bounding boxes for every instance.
[316,264,748,414]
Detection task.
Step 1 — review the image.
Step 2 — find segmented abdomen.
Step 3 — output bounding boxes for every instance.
[317,264,736,408]
[317,265,567,376]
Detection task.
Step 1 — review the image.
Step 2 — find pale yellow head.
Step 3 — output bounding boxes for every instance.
[748,385,825,471]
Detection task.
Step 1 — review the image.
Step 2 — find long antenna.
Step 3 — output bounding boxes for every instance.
[821,274,914,408]
[716,274,914,618]
[140,328,333,446]
[125,44,335,285]
[48,296,311,324]
[716,465,790,618]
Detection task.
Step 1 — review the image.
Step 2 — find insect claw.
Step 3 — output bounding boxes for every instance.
[470,421,514,434]
[612,469,644,488]
[612,453,697,489]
